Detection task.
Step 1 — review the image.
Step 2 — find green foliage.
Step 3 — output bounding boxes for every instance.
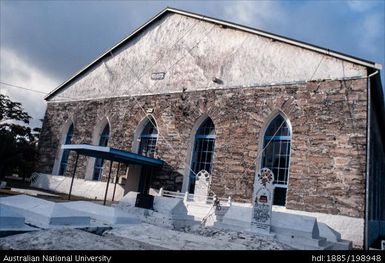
[0,94,40,180]
[0,94,31,123]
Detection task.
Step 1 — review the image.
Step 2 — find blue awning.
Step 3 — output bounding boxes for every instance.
[61,144,164,167]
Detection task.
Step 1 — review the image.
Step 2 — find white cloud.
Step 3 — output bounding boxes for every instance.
[0,48,59,128]
[347,0,380,12]
[222,1,286,29]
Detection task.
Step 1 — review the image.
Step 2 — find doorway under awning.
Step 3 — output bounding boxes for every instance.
[61,144,164,205]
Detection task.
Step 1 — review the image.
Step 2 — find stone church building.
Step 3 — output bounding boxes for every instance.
[37,8,384,248]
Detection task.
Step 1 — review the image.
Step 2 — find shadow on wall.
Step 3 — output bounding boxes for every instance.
[151,163,183,192]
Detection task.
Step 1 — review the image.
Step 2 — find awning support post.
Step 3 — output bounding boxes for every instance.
[112,163,120,202]
[103,160,113,205]
[68,152,79,200]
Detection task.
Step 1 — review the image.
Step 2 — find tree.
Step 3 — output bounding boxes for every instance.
[0,94,39,181]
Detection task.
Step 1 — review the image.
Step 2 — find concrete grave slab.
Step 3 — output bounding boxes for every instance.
[271,211,328,249]
[216,202,350,249]
[273,205,362,248]
[117,192,197,229]
[0,195,91,228]
[116,191,139,208]
[0,204,38,236]
[318,222,352,250]
[153,196,188,216]
[61,201,139,225]
[153,196,196,229]
[0,204,25,228]
[271,211,320,239]
[217,203,253,231]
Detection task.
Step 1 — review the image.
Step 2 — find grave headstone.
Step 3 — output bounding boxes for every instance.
[193,170,211,202]
[251,168,274,234]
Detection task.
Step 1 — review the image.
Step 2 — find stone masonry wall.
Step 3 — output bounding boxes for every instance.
[38,78,367,218]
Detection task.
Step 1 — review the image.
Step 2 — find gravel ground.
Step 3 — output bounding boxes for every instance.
[181,224,292,250]
[0,228,165,250]
[0,224,290,250]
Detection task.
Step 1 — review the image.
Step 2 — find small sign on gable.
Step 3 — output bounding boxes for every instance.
[151,72,166,80]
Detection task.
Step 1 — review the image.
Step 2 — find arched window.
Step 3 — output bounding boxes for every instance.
[137,118,158,193]
[189,118,216,193]
[92,124,110,181]
[261,114,291,206]
[58,124,74,175]
[138,119,158,158]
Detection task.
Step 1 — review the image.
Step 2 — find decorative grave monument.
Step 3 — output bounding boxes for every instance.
[193,170,211,202]
[251,168,274,234]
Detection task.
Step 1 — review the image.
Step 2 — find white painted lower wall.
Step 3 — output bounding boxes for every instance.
[273,206,364,248]
[30,173,124,201]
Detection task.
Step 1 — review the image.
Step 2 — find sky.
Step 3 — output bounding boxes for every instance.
[0,0,384,129]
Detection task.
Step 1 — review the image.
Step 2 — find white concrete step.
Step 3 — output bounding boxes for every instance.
[185,202,213,220]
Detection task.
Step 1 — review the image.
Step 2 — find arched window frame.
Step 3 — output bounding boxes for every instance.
[259,112,292,206]
[136,117,158,193]
[138,118,158,158]
[188,117,216,194]
[92,123,110,181]
[58,123,74,175]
